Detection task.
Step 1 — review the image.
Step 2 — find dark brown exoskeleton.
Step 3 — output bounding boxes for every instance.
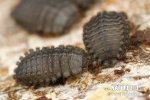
[130,28,150,47]
[83,11,130,69]
[11,0,80,35]
[71,0,96,10]
[14,45,88,87]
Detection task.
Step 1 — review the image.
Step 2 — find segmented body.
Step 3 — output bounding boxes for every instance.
[14,45,88,86]
[83,11,130,68]
[12,0,79,35]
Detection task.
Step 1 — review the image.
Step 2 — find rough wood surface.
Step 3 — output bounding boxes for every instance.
[0,0,150,100]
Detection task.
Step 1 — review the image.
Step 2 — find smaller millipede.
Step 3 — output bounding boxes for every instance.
[83,11,130,68]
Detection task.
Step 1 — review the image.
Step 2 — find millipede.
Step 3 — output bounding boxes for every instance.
[12,0,80,35]
[83,11,130,68]
[14,45,88,87]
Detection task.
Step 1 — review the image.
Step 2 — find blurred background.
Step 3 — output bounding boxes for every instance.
[0,0,150,100]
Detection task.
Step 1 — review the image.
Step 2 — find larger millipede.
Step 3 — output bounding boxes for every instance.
[14,45,88,87]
